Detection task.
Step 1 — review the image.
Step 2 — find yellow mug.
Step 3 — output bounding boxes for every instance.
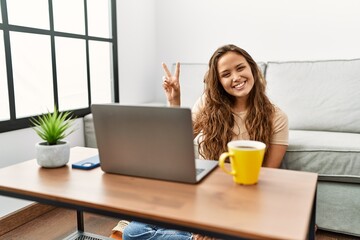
[219,140,266,185]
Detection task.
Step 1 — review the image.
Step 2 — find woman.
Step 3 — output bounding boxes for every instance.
[122,44,289,240]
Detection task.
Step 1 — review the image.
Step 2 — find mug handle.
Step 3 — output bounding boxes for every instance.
[219,152,236,176]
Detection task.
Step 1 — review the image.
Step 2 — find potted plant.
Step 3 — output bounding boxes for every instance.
[30,106,76,168]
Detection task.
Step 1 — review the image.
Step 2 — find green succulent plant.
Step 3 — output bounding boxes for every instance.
[30,106,76,145]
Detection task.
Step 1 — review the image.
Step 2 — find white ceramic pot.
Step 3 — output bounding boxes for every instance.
[35,141,70,168]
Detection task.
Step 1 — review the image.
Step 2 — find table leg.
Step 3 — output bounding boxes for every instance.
[77,210,84,231]
[308,186,317,240]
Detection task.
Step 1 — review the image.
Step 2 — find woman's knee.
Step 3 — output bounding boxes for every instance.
[123,221,193,240]
[123,221,156,240]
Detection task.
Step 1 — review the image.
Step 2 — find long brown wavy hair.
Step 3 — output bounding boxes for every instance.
[193,44,274,160]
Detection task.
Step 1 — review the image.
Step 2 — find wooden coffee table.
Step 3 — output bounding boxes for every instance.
[0,147,317,239]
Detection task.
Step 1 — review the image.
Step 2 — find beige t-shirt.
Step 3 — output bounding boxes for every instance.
[192,95,289,149]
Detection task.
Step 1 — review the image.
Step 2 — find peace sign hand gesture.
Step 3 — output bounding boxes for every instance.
[162,62,180,106]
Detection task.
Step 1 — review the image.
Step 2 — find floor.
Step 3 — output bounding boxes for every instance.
[0,207,358,240]
[0,208,118,240]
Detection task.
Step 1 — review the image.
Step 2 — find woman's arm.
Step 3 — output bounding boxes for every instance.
[263,144,288,168]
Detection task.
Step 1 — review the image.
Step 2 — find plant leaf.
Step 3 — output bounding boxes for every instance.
[30,106,76,145]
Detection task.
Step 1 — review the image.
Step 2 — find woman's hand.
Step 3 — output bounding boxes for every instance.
[162,62,180,106]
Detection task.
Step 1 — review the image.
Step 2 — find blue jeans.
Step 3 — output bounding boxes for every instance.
[123,221,193,240]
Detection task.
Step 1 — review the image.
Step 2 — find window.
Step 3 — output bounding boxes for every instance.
[7,0,49,30]
[0,0,118,132]
[53,0,85,35]
[10,32,53,118]
[89,40,113,103]
[55,36,88,110]
[0,30,10,121]
[0,3,2,23]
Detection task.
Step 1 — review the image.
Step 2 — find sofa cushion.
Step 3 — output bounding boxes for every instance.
[257,61,267,75]
[266,59,360,133]
[178,63,207,108]
[281,130,360,183]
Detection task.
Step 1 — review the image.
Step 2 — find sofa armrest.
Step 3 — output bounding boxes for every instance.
[83,114,97,148]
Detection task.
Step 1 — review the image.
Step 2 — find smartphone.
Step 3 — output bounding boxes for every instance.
[72,155,100,170]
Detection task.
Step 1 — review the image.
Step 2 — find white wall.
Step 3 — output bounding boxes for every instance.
[152,0,360,102]
[117,0,157,104]
[1,0,360,217]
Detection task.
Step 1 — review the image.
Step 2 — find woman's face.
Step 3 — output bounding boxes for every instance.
[217,51,254,102]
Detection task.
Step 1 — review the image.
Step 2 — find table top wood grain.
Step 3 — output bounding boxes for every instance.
[0,147,317,239]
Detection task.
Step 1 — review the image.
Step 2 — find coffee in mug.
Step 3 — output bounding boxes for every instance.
[219,140,266,185]
[234,146,257,149]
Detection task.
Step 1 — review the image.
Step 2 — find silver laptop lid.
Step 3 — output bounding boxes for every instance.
[91,104,199,183]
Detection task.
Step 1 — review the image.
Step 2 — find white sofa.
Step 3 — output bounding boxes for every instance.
[84,59,360,237]
[266,59,360,237]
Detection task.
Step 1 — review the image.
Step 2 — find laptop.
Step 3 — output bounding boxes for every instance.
[91,104,218,184]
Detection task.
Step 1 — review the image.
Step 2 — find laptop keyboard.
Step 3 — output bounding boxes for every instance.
[73,236,100,240]
[196,168,205,176]
[64,231,113,240]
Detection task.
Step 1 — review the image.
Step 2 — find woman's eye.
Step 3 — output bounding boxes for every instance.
[222,73,230,78]
[237,66,244,71]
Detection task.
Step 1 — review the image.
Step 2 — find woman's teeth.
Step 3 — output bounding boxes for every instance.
[234,81,246,89]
